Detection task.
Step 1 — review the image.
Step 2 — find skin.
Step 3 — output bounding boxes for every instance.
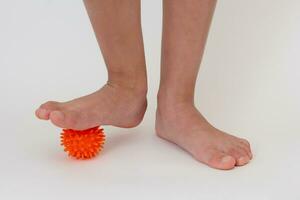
[36,0,252,170]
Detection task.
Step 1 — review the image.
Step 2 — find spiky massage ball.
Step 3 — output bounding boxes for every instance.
[60,126,105,159]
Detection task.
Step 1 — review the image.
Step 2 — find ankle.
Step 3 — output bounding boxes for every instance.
[157,102,195,123]
[157,91,194,113]
[107,70,148,96]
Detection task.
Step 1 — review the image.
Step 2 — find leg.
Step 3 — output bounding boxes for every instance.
[156,0,252,170]
[35,0,147,130]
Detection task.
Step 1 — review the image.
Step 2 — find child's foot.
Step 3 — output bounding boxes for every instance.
[35,83,147,130]
[156,103,252,170]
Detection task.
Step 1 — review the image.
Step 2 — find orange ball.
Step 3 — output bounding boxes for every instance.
[60,126,105,159]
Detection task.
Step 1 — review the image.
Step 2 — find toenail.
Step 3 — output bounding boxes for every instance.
[221,156,233,163]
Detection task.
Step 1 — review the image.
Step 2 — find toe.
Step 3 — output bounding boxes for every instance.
[36,101,61,120]
[238,141,253,160]
[206,151,236,170]
[35,108,51,120]
[228,147,250,166]
[40,101,60,111]
[239,138,251,148]
[49,110,67,128]
[239,144,253,160]
[49,110,79,129]
[236,156,250,166]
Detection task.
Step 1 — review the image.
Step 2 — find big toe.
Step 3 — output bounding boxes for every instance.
[49,110,79,129]
[208,153,236,170]
[36,101,60,120]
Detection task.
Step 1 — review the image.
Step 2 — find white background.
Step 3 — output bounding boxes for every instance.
[1,0,300,199]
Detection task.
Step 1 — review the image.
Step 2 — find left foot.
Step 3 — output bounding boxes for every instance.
[156,102,252,170]
[35,83,147,130]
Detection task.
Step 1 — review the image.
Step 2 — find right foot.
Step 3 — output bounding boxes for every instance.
[35,83,147,130]
[155,102,252,170]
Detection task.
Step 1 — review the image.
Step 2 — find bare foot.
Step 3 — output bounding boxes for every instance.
[35,84,147,130]
[156,103,252,170]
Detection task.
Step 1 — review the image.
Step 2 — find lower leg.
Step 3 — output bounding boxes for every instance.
[84,0,147,91]
[157,0,252,170]
[36,0,147,130]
